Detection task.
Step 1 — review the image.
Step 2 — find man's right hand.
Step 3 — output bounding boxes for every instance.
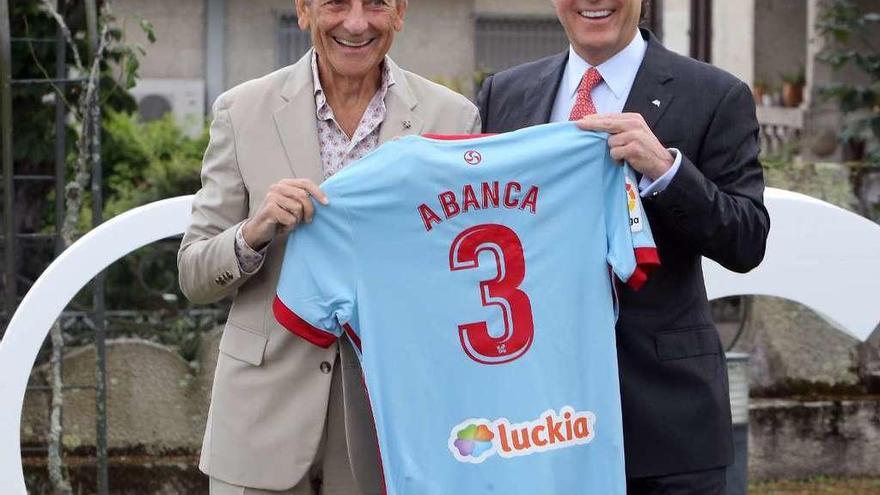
[242,178,329,251]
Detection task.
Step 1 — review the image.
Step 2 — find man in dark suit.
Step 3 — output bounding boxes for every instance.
[477,1,770,493]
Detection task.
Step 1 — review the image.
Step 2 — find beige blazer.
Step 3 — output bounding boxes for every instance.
[177,51,480,491]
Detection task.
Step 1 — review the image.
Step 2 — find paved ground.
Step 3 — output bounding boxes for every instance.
[750,477,880,494]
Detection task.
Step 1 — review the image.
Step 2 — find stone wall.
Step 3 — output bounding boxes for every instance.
[21,333,221,453]
[749,399,880,481]
[20,335,880,491]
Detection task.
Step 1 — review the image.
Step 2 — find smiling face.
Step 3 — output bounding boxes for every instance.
[552,0,642,66]
[296,0,406,81]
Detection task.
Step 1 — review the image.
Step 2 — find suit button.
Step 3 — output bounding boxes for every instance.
[214,277,223,285]
[320,361,332,374]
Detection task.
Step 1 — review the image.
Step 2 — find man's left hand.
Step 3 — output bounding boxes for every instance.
[577,113,674,181]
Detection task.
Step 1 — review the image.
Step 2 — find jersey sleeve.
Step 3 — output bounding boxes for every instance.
[604,162,661,290]
[273,196,357,348]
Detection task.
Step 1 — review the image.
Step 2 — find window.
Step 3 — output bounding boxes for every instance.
[277,13,313,68]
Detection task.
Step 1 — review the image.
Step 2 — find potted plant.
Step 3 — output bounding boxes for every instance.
[752,79,768,105]
[781,68,806,108]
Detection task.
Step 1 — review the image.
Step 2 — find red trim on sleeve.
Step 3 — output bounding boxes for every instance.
[627,247,661,291]
[343,323,362,352]
[421,133,497,140]
[273,296,338,348]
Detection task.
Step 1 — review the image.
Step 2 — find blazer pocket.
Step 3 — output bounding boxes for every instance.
[655,326,720,361]
[218,322,268,366]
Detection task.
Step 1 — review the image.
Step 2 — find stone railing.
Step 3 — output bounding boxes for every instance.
[756,106,804,157]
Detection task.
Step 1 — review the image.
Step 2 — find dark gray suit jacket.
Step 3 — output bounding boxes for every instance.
[477,29,770,478]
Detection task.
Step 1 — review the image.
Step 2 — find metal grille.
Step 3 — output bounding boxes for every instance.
[277,13,313,68]
[475,17,569,73]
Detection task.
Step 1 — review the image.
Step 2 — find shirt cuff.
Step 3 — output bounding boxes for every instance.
[639,148,682,198]
[234,223,267,275]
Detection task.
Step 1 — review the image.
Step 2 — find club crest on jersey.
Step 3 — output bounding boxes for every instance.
[625,176,644,233]
[464,150,482,165]
[448,407,596,464]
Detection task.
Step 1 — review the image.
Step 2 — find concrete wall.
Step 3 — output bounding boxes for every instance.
[661,0,690,57]
[391,0,477,97]
[224,0,291,88]
[712,0,754,85]
[754,0,807,88]
[114,0,206,80]
[114,0,479,100]
[22,338,212,453]
[219,0,479,98]
[750,399,880,481]
[475,0,554,16]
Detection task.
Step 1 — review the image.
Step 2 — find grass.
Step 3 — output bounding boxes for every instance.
[750,477,880,494]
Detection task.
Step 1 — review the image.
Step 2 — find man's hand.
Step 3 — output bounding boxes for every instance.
[242,178,329,251]
[577,113,674,181]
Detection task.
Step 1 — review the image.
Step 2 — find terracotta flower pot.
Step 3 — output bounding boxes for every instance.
[752,85,766,105]
[782,83,803,108]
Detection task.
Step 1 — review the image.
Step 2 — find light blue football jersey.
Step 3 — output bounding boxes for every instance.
[274,122,659,495]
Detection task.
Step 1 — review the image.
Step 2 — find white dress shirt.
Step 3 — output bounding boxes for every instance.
[549,30,681,197]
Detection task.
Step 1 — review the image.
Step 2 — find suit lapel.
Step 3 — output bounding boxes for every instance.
[273,55,423,183]
[273,53,324,184]
[379,58,423,143]
[622,30,675,131]
[524,52,568,126]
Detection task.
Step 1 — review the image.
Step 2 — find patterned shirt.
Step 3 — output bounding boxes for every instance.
[234,50,395,273]
[314,50,395,178]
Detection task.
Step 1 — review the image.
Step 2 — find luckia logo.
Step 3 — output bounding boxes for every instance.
[448,406,596,464]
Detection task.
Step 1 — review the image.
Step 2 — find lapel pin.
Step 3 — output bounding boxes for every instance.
[651,99,661,108]
[402,120,412,129]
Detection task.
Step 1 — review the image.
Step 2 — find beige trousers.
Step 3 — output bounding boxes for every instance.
[209,353,362,495]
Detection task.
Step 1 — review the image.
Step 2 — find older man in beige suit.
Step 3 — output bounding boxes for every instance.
[177,1,480,493]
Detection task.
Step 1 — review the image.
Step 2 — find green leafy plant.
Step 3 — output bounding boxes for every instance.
[816,0,880,167]
[10,1,154,289]
[781,67,806,86]
[11,3,156,493]
[99,110,210,312]
[103,110,208,217]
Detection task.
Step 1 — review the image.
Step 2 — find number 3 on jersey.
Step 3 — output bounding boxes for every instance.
[449,224,535,365]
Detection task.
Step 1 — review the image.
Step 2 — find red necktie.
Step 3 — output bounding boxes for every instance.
[569,67,603,120]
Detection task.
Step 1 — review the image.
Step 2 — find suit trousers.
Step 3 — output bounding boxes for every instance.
[627,467,727,495]
[209,352,362,495]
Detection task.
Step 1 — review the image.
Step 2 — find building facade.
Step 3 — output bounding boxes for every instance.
[115,0,878,164]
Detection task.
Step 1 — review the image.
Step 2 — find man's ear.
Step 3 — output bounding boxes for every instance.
[295,0,310,31]
[393,0,407,32]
